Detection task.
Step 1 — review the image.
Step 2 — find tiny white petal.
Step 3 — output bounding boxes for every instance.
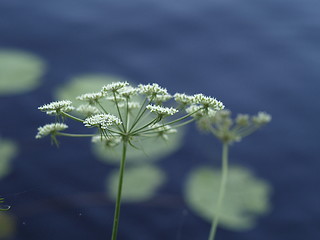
[76,92,104,102]
[174,93,195,105]
[146,104,178,116]
[102,82,129,92]
[36,123,68,139]
[83,114,122,129]
[138,83,168,96]
[38,100,74,115]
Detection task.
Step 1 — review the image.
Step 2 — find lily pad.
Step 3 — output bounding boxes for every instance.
[185,165,272,231]
[0,212,16,239]
[107,165,166,202]
[0,49,46,95]
[0,138,18,179]
[93,127,184,164]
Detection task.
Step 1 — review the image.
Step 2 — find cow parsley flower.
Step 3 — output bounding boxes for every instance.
[193,94,225,110]
[76,92,105,104]
[138,83,168,96]
[83,114,122,129]
[36,123,68,139]
[102,82,129,93]
[38,100,74,115]
[196,109,271,144]
[252,112,272,125]
[146,104,178,116]
[174,93,195,105]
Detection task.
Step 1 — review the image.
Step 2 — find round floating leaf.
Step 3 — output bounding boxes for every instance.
[0,212,16,238]
[0,138,18,179]
[0,49,46,95]
[93,128,184,164]
[107,165,166,202]
[185,165,272,231]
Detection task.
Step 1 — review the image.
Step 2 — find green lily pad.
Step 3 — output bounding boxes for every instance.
[185,165,272,231]
[0,49,46,95]
[107,164,166,202]
[93,127,184,165]
[0,212,16,238]
[0,138,18,179]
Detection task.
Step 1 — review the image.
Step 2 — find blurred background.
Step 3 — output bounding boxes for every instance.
[0,0,319,239]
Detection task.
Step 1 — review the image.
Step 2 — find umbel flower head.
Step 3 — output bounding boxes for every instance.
[36,123,68,139]
[83,114,122,129]
[36,81,224,149]
[38,100,74,115]
[196,109,271,144]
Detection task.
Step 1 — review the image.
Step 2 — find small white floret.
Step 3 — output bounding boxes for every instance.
[76,92,105,103]
[36,123,68,139]
[83,114,122,129]
[38,100,74,115]
[174,93,195,105]
[138,83,168,96]
[252,112,272,125]
[101,82,129,92]
[146,104,178,116]
[193,94,225,110]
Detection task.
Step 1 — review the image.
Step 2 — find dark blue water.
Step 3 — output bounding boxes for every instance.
[1,0,320,239]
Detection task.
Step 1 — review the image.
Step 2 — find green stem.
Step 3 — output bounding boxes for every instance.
[129,96,154,132]
[111,140,128,240]
[61,112,84,122]
[208,142,229,240]
[56,132,96,138]
[113,92,126,132]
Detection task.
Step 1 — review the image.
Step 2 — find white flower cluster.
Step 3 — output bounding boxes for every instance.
[38,100,74,115]
[186,104,217,119]
[252,112,272,125]
[235,114,250,126]
[36,123,68,139]
[76,92,104,103]
[146,104,178,116]
[196,110,271,144]
[102,82,129,92]
[76,104,100,116]
[193,94,225,110]
[138,83,168,96]
[174,93,195,105]
[83,114,122,129]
